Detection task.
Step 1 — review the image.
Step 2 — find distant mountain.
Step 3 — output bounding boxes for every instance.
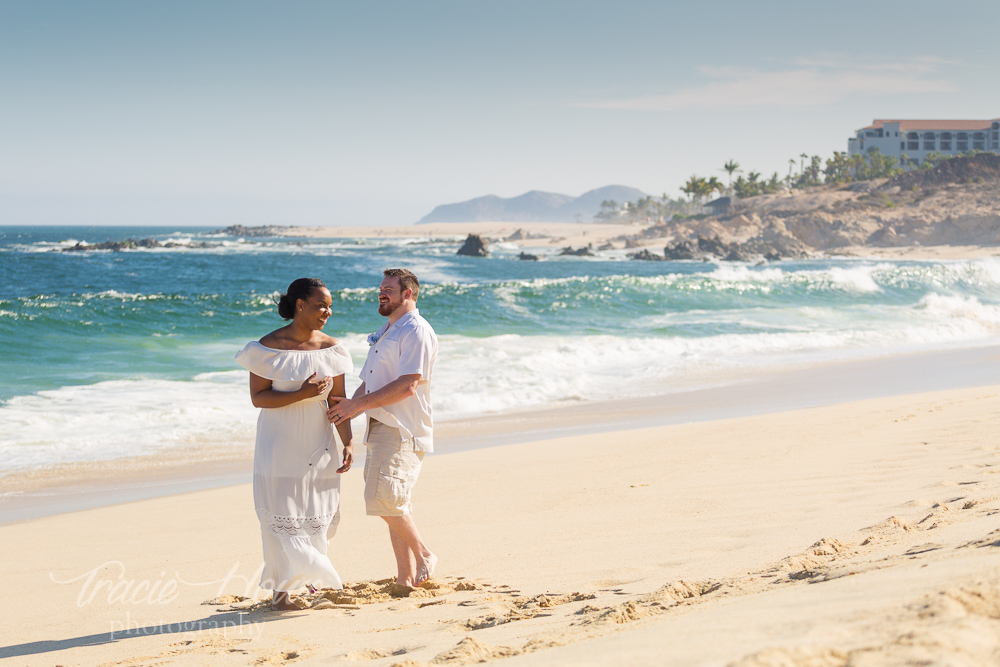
[417,185,648,223]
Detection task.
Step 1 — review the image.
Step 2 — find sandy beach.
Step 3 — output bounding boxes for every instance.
[6,225,1000,665]
[4,372,1000,665]
[282,221,1000,261]
[284,222,639,251]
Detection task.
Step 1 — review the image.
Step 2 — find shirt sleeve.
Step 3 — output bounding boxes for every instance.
[396,324,434,379]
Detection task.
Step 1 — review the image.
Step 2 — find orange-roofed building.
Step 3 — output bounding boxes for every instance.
[848,119,1000,164]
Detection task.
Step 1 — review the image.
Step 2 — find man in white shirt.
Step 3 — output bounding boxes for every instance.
[327,268,438,586]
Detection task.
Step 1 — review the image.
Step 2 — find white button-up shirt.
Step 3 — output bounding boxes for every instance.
[360,309,438,452]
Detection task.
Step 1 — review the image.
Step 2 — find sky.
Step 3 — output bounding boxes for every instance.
[1,0,999,227]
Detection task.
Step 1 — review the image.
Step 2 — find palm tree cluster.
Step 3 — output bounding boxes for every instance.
[680,175,725,204]
[822,148,901,183]
[594,146,986,223]
[732,171,783,197]
[594,194,696,223]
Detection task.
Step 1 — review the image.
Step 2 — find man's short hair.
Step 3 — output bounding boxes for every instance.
[383,268,420,299]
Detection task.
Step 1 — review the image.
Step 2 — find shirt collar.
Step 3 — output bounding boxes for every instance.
[381,308,418,335]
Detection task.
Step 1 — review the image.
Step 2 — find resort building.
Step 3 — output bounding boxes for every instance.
[848,118,1000,164]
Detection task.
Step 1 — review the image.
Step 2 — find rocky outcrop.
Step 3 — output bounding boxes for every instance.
[661,240,699,259]
[60,238,217,252]
[559,246,594,256]
[217,225,285,237]
[457,234,490,257]
[646,235,809,262]
[506,228,549,241]
[619,155,1000,259]
[518,252,540,261]
[627,249,667,261]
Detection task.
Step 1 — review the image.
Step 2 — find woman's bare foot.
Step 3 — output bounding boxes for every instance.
[271,591,302,611]
[415,552,438,586]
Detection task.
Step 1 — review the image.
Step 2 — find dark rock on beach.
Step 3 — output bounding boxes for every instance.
[558,245,594,256]
[627,248,666,261]
[662,240,699,259]
[457,234,490,257]
[634,235,811,262]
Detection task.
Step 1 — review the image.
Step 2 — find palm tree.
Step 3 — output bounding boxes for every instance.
[799,153,808,175]
[682,176,721,205]
[787,158,796,186]
[722,160,741,195]
[705,176,724,199]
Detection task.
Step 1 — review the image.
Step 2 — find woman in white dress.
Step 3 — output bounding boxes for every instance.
[235,277,355,610]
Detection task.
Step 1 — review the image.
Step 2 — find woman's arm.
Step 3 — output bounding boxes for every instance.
[328,374,354,473]
[249,372,331,408]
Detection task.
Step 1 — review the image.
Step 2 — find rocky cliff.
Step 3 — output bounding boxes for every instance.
[627,154,1000,261]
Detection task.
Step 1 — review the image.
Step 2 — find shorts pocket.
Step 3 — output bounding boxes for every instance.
[378,455,419,510]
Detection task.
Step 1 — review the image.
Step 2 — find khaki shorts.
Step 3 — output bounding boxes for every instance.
[363,419,424,517]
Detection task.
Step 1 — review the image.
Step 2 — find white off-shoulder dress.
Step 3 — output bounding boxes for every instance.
[235,341,354,592]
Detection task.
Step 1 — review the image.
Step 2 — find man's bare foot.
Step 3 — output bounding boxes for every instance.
[395,576,414,587]
[271,591,302,611]
[415,552,438,586]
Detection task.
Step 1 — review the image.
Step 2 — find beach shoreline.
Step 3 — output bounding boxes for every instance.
[5,341,1000,526]
[3,379,1000,665]
[6,226,1000,665]
[277,221,1000,260]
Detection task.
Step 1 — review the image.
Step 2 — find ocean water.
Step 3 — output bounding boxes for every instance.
[2,225,1000,474]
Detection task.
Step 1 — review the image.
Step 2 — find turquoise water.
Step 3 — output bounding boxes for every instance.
[2,225,1000,473]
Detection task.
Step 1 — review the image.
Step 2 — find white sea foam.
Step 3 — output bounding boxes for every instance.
[0,373,257,473]
[5,254,1000,474]
[4,289,1000,473]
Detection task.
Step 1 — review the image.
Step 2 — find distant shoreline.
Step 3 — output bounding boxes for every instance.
[276,222,1000,260]
[5,342,1000,525]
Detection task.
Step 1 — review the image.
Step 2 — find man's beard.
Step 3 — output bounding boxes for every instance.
[378,299,402,317]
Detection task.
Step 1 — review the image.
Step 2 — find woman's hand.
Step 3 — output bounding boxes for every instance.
[298,372,333,398]
[337,443,354,473]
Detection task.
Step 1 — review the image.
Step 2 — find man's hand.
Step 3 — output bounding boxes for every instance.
[327,396,362,426]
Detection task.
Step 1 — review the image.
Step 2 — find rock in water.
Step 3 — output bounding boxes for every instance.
[662,240,699,259]
[518,252,539,261]
[217,225,284,237]
[457,234,490,257]
[627,249,665,261]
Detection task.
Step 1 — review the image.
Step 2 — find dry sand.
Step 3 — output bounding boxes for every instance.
[283,222,1000,261]
[284,222,647,251]
[4,384,1000,665]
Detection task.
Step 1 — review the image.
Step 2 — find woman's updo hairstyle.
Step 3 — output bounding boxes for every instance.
[277,277,327,320]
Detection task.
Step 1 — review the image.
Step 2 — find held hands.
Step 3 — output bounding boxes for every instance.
[327,396,361,426]
[299,372,333,398]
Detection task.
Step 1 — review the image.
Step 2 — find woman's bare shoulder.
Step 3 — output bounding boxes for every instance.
[258,326,298,350]
[318,332,340,348]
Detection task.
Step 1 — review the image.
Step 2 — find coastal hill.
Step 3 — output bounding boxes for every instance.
[628,153,1000,260]
[417,185,647,223]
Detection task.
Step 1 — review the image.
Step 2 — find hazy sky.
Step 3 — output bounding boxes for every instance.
[2,0,999,227]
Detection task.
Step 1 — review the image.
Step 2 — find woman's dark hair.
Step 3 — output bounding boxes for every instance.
[277,277,327,320]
